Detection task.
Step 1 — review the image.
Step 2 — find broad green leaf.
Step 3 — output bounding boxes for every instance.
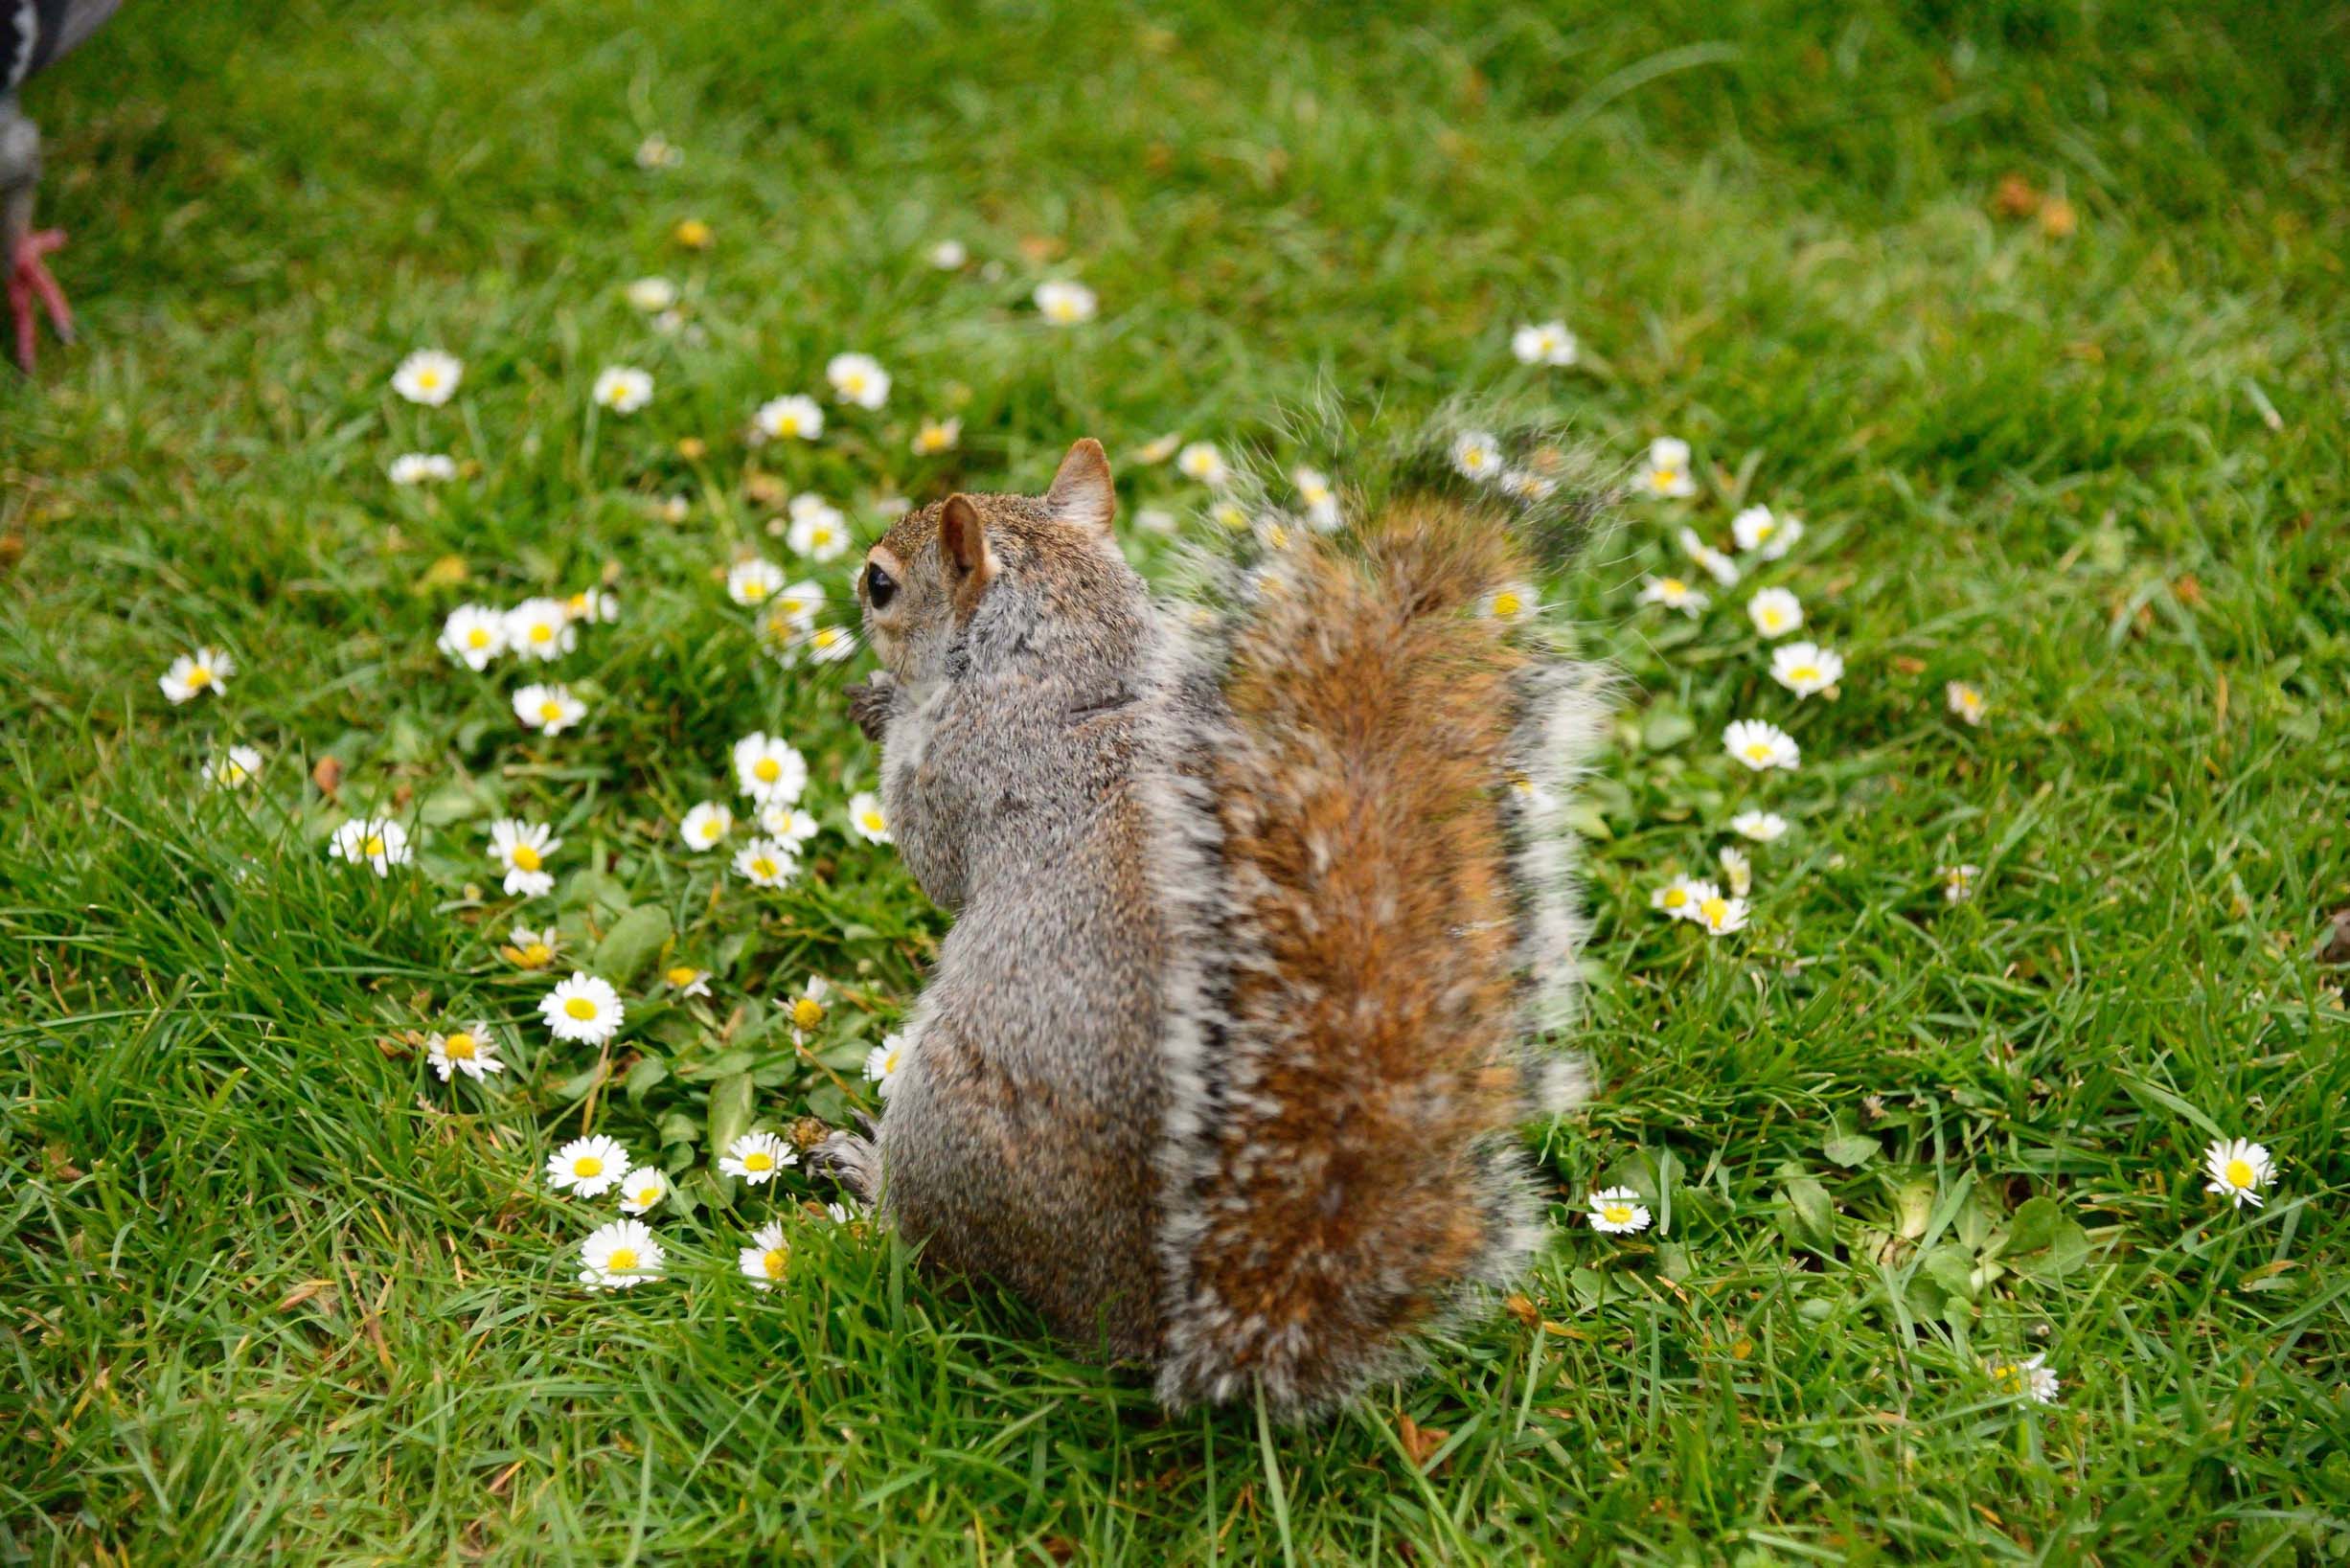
[1823,1134,1879,1169]
[595,904,673,985]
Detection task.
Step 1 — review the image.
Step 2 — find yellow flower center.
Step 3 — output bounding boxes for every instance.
[812,628,839,648]
[1661,579,1685,596]
[859,812,885,833]
[186,666,214,689]
[742,580,770,602]
[418,370,441,391]
[1753,520,1774,540]
[2225,1158,2254,1189]
[223,764,248,784]
[563,996,598,1021]
[1652,467,1679,491]
[1745,744,1772,763]
[753,758,782,784]
[445,1033,476,1059]
[744,1151,774,1172]
[881,1050,901,1075]
[575,1155,604,1177]
[844,374,866,394]
[1492,592,1521,618]
[779,596,807,617]
[666,966,699,987]
[811,528,834,548]
[467,627,491,648]
[605,1247,637,1271]
[529,623,554,644]
[777,415,800,435]
[511,845,541,872]
[763,1248,787,1278]
[1661,887,1687,909]
[749,856,777,879]
[538,701,564,722]
[792,998,824,1031]
[520,943,551,966]
[1992,1364,2019,1393]
[634,1183,660,1205]
[361,835,386,857]
[1763,609,1785,629]
[1602,1203,1633,1225]
[1790,664,1819,684]
[1700,897,1729,924]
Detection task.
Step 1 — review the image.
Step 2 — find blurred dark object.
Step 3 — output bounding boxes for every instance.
[4,0,123,371]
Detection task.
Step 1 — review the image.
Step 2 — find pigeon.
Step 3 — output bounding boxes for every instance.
[5,0,122,371]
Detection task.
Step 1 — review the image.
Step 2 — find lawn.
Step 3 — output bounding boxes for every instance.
[5,0,2348,1560]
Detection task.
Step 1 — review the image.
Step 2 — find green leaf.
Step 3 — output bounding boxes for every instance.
[1641,704,1697,752]
[708,1072,755,1166]
[623,1055,669,1101]
[2008,1222,2090,1282]
[594,904,673,985]
[1922,1244,1980,1302]
[1780,1174,1836,1248]
[1822,1134,1879,1169]
[1999,1196,2065,1258]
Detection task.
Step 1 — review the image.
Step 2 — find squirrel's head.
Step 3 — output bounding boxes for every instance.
[858,438,1147,686]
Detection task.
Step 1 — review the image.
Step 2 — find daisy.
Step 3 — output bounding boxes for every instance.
[733,837,799,888]
[1450,430,1502,480]
[719,1129,798,1186]
[864,1032,909,1098]
[1747,587,1804,639]
[1724,719,1800,772]
[1677,527,1741,588]
[426,1022,505,1082]
[2202,1137,2275,1209]
[1482,582,1538,624]
[848,790,892,845]
[1947,680,1989,726]
[159,647,234,705]
[389,452,457,485]
[635,134,682,170]
[1586,1186,1652,1235]
[1176,442,1230,487]
[1134,433,1182,465]
[1939,864,1981,903]
[1496,467,1558,503]
[438,604,507,670]
[392,349,463,407]
[911,417,962,455]
[928,239,968,269]
[1719,846,1753,898]
[740,1221,790,1289]
[1035,279,1099,325]
[786,495,851,562]
[1134,507,1177,534]
[1732,506,1804,559]
[727,557,787,607]
[565,587,619,625]
[618,1167,670,1216]
[783,976,833,1039]
[663,965,712,999]
[733,733,808,803]
[1651,875,1715,922]
[758,802,819,843]
[826,352,890,410]
[1769,642,1845,697]
[1730,809,1790,843]
[1695,890,1749,935]
[1640,437,1697,499]
[504,925,558,969]
[513,684,585,737]
[592,366,653,415]
[679,801,733,852]
[330,818,412,876]
[1987,1353,2061,1406]
[624,276,678,312]
[1208,498,1249,533]
[206,744,263,790]
[489,818,560,898]
[753,394,824,443]
[579,1218,664,1290]
[505,598,578,662]
[673,216,713,249]
[546,1133,631,1196]
[1291,466,1342,532]
[539,972,625,1044]
[1637,575,1708,616]
[1511,320,1578,367]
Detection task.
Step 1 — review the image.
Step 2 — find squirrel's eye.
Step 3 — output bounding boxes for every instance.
[863,561,898,610]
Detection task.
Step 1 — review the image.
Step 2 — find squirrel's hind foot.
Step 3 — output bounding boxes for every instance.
[808,1128,882,1208]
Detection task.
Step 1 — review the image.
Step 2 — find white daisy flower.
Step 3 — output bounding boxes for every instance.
[864,1032,909,1098]
[489,818,560,898]
[1651,875,1716,922]
[159,647,234,705]
[733,836,799,888]
[740,1221,790,1289]
[1640,437,1697,499]
[774,620,858,671]
[727,557,787,606]
[1724,719,1801,772]
[786,496,851,562]
[592,365,653,414]
[753,394,824,443]
[624,276,678,312]
[1450,430,1502,480]
[546,1134,631,1196]
[539,972,625,1044]
[513,683,585,737]
[1939,864,1981,903]
[1987,1353,2061,1406]
[1732,505,1803,559]
[618,1167,670,1216]
[1176,442,1229,487]
[579,1217,664,1290]
[826,352,891,410]
[663,964,712,999]
[1511,320,1578,367]
[634,134,682,170]
[911,417,961,455]
[1730,809,1790,843]
[1720,846,1753,898]
[1291,467,1342,532]
[824,1201,859,1224]
[679,801,733,852]
[330,818,412,876]
[733,733,808,803]
[782,976,833,1039]
[719,1129,798,1186]
[1747,587,1804,639]
[847,790,891,845]
[1770,641,1845,697]
[1482,582,1538,624]
[564,587,619,625]
[1586,1186,1652,1235]
[927,239,968,270]
[1496,467,1558,503]
[438,604,508,670]
[389,452,457,486]
[1695,890,1749,935]
[1947,680,1989,726]
[1134,433,1182,465]
[1677,527,1741,588]
[1637,575,1708,616]
[392,349,463,406]
[2202,1137,2276,1209]
[505,925,558,969]
[426,1022,505,1082]
[506,598,578,662]
[1034,279,1098,325]
[1208,498,1249,533]
[1134,507,1178,534]
[758,803,820,843]
[207,744,263,790]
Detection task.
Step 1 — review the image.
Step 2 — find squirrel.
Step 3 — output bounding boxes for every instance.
[812,431,1608,1419]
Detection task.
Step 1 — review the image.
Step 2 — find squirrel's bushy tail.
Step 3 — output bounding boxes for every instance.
[1154,456,1608,1418]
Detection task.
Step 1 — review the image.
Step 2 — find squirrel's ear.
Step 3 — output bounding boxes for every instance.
[1045,438,1117,534]
[940,493,994,600]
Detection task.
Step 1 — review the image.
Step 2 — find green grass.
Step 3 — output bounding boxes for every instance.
[5,0,2348,1559]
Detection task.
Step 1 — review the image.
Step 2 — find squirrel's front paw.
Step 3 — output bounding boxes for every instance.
[808,1128,882,1207]
[846,674,898,742]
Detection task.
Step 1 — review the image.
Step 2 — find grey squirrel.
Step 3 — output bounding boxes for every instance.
[813,433,1608,1418]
